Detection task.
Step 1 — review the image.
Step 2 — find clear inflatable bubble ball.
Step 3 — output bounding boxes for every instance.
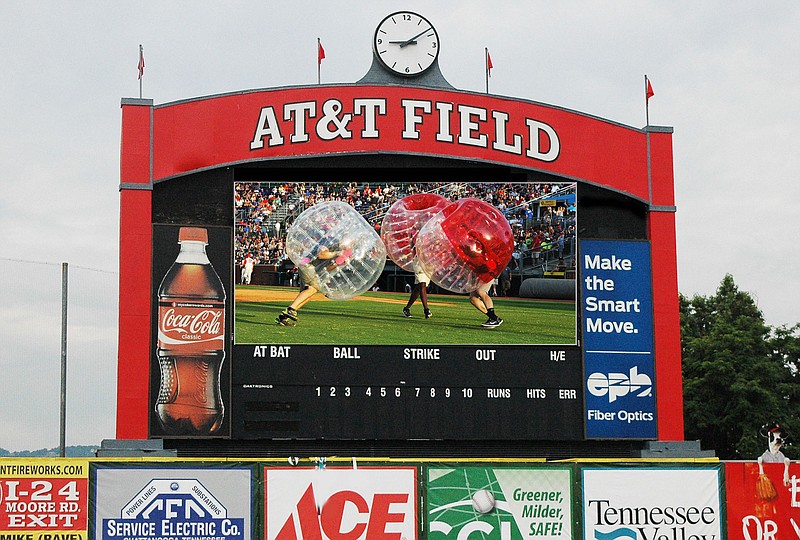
[286,201,387,300]
[380,193,450,272]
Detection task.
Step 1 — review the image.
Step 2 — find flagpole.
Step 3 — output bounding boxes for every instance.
[485,48,489,94]
[317,38,321,85]
[645,74,650,126]
[139,45,143,98]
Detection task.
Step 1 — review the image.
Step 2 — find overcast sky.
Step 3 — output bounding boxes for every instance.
[1,1,798,452]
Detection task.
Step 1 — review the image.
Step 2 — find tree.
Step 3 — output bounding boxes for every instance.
[681,274,798,459]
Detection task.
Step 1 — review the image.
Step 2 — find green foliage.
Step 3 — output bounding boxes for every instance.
[682,274,800,459]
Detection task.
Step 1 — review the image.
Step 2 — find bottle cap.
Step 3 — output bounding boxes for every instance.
[178,227,208,243]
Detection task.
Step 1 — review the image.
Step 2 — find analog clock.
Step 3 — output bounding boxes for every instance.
[373,11,440,77]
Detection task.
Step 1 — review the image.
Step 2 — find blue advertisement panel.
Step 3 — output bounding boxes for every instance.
[90,463,254,540]
[580,240,656,439]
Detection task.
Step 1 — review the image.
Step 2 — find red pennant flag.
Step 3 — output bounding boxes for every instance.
[318,41,326,65]
[487,50,493,77]
[137,45,145,80]
[646,78,654,102]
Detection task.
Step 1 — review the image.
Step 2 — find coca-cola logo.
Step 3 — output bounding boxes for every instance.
[160,305,223,341]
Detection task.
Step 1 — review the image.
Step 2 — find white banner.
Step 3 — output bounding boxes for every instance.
[265,467,418,540]
[582,467,723,540]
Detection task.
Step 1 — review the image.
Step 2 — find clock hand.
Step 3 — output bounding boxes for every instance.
[399,27,431,48]
[389,40,416,44]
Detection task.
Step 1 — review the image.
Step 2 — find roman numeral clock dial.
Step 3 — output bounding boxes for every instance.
[373,11,440,77]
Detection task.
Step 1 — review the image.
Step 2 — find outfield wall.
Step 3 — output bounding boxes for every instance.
[2,457,796,540]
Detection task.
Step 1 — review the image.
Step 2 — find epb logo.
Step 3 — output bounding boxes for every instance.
[587,366,651,403]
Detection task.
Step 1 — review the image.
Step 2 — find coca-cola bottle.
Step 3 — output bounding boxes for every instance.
[156,227,226,434]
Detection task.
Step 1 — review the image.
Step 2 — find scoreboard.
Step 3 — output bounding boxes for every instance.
[234,346,584,440]
[118,81,682,446]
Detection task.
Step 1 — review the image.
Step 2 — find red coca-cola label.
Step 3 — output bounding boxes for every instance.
[158,301,224,351]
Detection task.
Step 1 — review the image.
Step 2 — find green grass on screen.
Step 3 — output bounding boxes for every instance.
[234,286,576,345]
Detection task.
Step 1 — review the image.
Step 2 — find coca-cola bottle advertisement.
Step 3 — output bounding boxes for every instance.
[150,224,231,437]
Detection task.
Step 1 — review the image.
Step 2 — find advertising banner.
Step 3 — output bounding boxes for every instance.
[726,461,800,540]
[90,463,254,540]
[149,224,232,439]
[0,459,89,540]
[426,466,574,540]
[582,466,723,540]
[580,240,657,439]
[264,466,417,540]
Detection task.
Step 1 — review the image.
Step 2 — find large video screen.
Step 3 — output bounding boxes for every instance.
[230,176,584,440]
[234,180,576,345]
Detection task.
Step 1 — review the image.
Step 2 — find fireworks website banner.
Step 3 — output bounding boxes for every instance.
[0,459,89,540]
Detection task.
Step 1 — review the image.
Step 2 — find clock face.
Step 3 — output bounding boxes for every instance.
[373,11,439,76]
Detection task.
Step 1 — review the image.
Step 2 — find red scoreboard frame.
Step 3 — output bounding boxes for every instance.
[117,84,682,443]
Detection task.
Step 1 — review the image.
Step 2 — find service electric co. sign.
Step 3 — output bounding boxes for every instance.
[92,466,253,540]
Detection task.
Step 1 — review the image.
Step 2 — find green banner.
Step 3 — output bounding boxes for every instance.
[426,466,575,540]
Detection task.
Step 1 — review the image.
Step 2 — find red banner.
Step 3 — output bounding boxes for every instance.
[151,86,650,201]
[726,461,800,540]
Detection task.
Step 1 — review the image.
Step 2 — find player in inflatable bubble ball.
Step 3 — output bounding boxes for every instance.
[470,280,503,327]
[276,201,386,326]
[380,192,450,319]
[415,198,514,328]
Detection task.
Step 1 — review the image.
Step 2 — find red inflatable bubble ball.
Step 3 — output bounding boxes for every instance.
[416,198,514,293]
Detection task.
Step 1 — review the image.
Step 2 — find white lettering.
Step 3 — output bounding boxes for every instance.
[587,367,652,402]
[316,99,352,140]
[585,297,641,313]
[401,99,432,139]
[333,347,361,359]
[475,349,496,361]
[354,98,386,138]
[160,308,223,338]
[586,318,637,333]
[403,348,441,360]
[492,110,522,155]
[435,101,454,142]
[525,118,560,161]
[458,105,488,147]
[584,254,633,271]
[283,101,316,143]
[742,515,778,540]
[250,106,284,149]
[270,345,291,358]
